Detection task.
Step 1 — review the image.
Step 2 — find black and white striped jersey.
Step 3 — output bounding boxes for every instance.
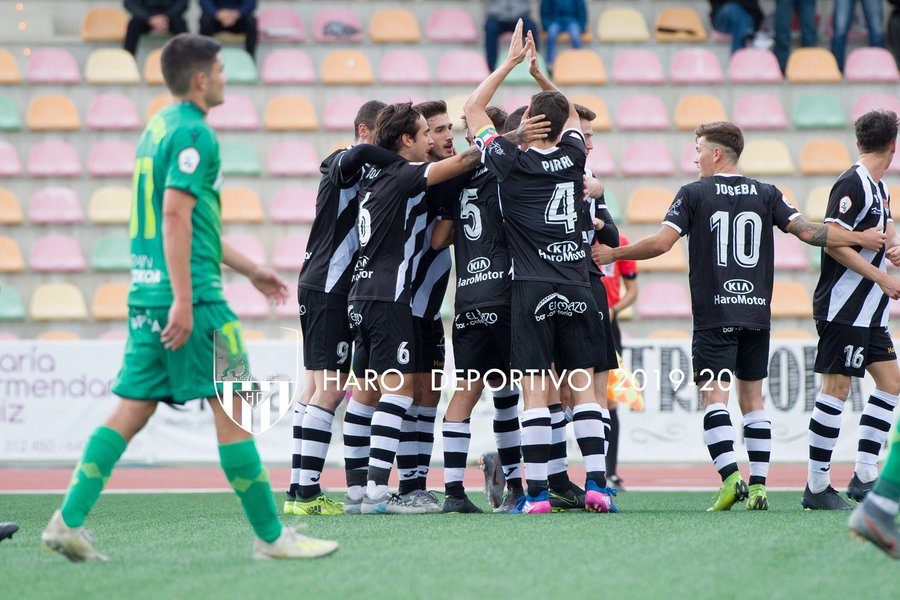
[814,163,893,327]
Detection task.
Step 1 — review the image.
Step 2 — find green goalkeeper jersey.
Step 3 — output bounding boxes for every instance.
[128,100,225,307]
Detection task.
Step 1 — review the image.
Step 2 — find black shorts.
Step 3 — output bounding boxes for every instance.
[299,288,352,372]
[692,326,770,383]
[511,280,603,372]
[814,321,896,378]
[610,319,623,355]
[414,315,446,372]
[349,300,417,375]
[452,306,511,376]
[591,276,618,372]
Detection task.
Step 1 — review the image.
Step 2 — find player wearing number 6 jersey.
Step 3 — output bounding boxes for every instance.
[594,121,886,512]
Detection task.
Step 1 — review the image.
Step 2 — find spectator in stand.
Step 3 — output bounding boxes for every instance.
[889,1,900,68]
[774,0,818,72]
[199,0,258,59]
[123,0,188,56]
[831,0,884,71]
[709,1,765,54]
[541,0,587,69]
[484,0,540,71]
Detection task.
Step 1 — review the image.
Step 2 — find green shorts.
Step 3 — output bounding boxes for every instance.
[111,302,250,404]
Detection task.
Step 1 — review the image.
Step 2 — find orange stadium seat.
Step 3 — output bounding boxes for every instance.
[273,234,309,270]
[786,48,841,83]
[88,140,135,177]
[225,282,270,319]
[28,140,81,177]
[88,186,131,224]
[586,143,616,177]
[370,9,421,43]
[597,8,650,42]
[265,96,318,131]
[242,329,266,341]
[670,48,723,84]
[27,95,80,131]
[87,94,141,130]
[771,281,813,317]
[804,185,830,221]
[800,140,851,175]
[570,95,611,131]
[222,234,267,267]
[552,49,607,85]
[740,139,794,175]
[852,94,900,121]
[380,49,431,84]
[30,283,87,321]
[0,236,25,272]
[29,235,85,272]
[321,50,373,85]
[93,283,129,321]
[674,95,727,130]
[81,7,128,41]
[616,95,670,131]
[0,140,22,176]
[221,188,264,223]
[612,49,665,84]
[844,48,900,82]
[438,50,490,85]
[638,281,692,317]
[641,240,688,271]
[727,48,783,83]
[621,141,675,176]
[267,140,319,176]
[146,94,175,121]
[27,48,80,84]
[38,331,81,341]
[649,329,691,340]
[0,189,23,224]
[654,8,707,42]
[29,186,82,224]
[143,48,164,84]
[679,143,698,174]
[208,95,259,130]
[323,95,366,131]
[313,8,364,43]
[774,234,809,271]
[258,7,306,41]
[0,49,21,84]
[262,49,315,84]
[270,187,317,223]
[626,187,674,223]
[427,7,478,42]
[733,94,787,130]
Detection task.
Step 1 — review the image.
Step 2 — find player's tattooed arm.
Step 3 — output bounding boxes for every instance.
[786,217,830,247]
[426,145,482,186]
[788,216,885,250]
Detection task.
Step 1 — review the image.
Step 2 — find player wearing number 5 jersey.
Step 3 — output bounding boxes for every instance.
[594,121,886,512]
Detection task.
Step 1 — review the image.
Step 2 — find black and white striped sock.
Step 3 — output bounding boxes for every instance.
[416,406,437,490]
[573,402,607,487]
[289,403,306,496]
[367,393,413,499]
[298,405,334,499]
[547,404,571,491]
[397,404,419,496]
[855,389,898,483]
[343,399,374,500]
[521,407,551,498]
[808,393,844,493]
[493,391,522,487]
[703,403,738,481]
[742,410,771,486]
[443,419,471,499]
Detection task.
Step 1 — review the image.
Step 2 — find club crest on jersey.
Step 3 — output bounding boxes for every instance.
[667,198,683,216]
[838,196,852,214]
[178,147,200,174]
[539,240,585,263]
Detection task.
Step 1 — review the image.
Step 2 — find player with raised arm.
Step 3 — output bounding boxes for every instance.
[803,111,900,510]
[41,34,337,561]
[594,121,887,512]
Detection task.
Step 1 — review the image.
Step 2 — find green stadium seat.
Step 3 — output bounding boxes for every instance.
[793,94,846,129]
[603,189,622,222]
[222,48,257,83]
[0,284,25,320]
[0,96,19,130]
[507,54,548,84]
[91,235,131,271]
[220,141,260,176]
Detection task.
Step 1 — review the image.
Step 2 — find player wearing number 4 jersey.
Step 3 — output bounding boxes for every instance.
[595,121,886,512]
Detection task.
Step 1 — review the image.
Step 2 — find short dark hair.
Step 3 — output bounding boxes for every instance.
[354,100,387,140]
[374,102,422,152]
[160,33,221,96]
[529,91,569,141]
[503,106,527,134]
[486,106,509,133]
[855,110,899,154]
[574,103,596,122]
[413,100,448,121]
[694,121,744,162]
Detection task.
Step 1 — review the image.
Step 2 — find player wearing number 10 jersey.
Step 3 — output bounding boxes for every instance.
[594,121,886,512]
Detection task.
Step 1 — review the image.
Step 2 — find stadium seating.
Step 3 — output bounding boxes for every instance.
[258,7,306,41]
[0,48,21,83]
[804,185,830,221]
[27,48,80,84]
[261,49,315,84]
[144,48,164,84]
[0,189,23,224]
[552,50,607,85]
[611,49,665,84]
[28,140,81,177]
[793,94,846,129]
[265,96,318,131]
[30,283,87,321]
[0,285,25,320]
[221,187,264,223]
[146,94,174,121]
[438,50,490,84]
[637,281,692,317]
[29,186,83,224]
[81,7,128,41]
[786,48,842,83]
[91,236,131,271]
[29,235,85,272]
[679,143,697,174]
[379,49,431,84]
[771,281,813,317]
[570,95,611,131]
[500,93,532,114]
[37,330,80,341]
[27,95,80,131]
[312,8,364,43]
[267,140,319,176]
[0,140,21,176]
[220,141,261,176]
[852,94,900,121]
[225,281,270,319]
[221,48,258,83]
[641,240,687,271]
[506,55,549,85]
[597,7,650,42]
[426,7,477,43]
[0,236,25,272]
[727,48,782,83]
[626,187,674,223]
[649,329,690,339]
[208,95,259,130]
[654,7,707,42]
[740,139,794,175]
[674,95,726,130]
[99,327,128,340]
[774,234,810,271]
[0,96,19,130]
[586,143,616,177]
[621,141,675,176]
[273,234,309,270]
[92,283,129,320]
[733,94,787,130]
[85,49,140,84]
[88,186,130,224]
[323,95,366,131]
[799,140,852,175]
[670,48,723,84]
[844,48,900,82]
[88,140,135,177]
[270,186,317,223]
[222,233,267,266]
[616,95,670,130]
[87,94,141,130]
[322,50,373,85]
[771,329,814,339]
[370,9,421,43]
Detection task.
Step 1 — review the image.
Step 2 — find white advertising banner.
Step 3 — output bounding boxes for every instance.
[0,340,887,464]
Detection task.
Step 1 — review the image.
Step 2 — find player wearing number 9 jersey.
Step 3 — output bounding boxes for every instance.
[594,121,887,513]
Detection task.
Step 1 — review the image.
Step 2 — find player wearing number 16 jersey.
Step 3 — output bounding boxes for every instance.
[594,121,886,512]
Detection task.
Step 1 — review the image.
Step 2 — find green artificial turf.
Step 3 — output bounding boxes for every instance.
[0,492,895,599]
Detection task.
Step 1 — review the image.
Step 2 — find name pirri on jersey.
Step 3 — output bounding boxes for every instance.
[662,174,800,330]
[814,163,893,327]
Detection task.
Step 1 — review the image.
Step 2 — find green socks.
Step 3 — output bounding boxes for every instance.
[873,427,900,502]
[60,426,127,528]
[219,439,282,543]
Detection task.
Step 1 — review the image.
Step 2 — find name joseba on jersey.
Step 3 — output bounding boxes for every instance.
[349,160,431,305]
[479,128,589,286]
[662,174,800,330]
[814,163,893,327]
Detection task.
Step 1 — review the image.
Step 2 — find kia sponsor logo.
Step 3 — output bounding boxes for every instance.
[546,241,579,255]
[467,257,490,274]
[724,279,754,295]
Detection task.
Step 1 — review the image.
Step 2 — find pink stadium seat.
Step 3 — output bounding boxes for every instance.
[323,95,366,131]
[313,8,363,43]
[225,282,270,319]
[501,93,533,114]
[612,50,665,84]
[222,233,267,266]
[733,94,788,130]
[87,94,141,130]
[258,8,306,41]
[845,48,900,82]
[679,143,697,175]
[29,187,83,224]
[0,332,19,340]
[670,49,723,84]
[438,50,490,85]
[851,94,900,121]
[28,140,81,177]
[888,152,900,175]
[208,95,259,130]
[99,328,128,340]
[273,234,309,270]
[88,140,135,177]
[637,281,692,317]
[30,235,85,272]
[275,298,299,318]
[727,49,782,83]
[270,187,317,223]
[28,49,80,84]
[387,93,427,105]
[267,140,319,176]
[774,234,809,271]
[586,144,616,177]
[621,141,675,176]
[0,141,22,177]
[427,7,478,42]
[616,95,670,131]
[262,49,315,84]
[380,49,431,84]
